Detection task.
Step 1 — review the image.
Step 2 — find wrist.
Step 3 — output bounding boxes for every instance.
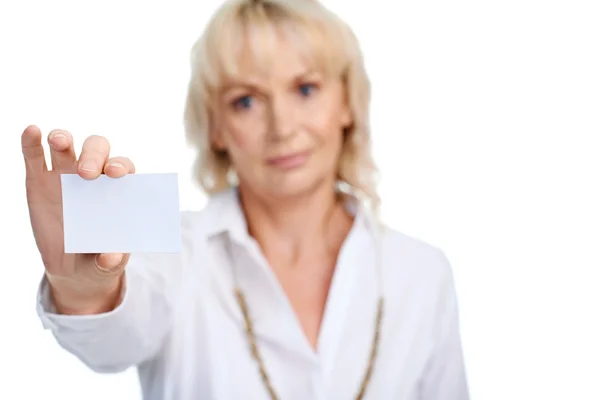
[46,272,124,315]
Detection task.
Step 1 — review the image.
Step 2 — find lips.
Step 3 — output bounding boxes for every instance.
[267,151,310,169]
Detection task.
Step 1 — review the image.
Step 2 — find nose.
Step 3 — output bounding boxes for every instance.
[267,94,296,141]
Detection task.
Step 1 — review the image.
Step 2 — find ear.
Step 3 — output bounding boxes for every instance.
[339,81,353,128]
[340,102,352,128]
[209,108,227,151]
[211,129,226,151]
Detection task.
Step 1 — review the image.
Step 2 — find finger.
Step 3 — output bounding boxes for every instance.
[48,129,77,172]
[103,156,136,178]
[78,135,110,179]
[94,253,129,274]
[21,125,48,178]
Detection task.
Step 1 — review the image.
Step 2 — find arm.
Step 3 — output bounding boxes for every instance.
[22,126,186,374]
[419,250,470,400]
[36,251,183,373]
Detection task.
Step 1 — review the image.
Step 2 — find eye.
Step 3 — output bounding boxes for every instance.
[231,95,253,110]
[298,83,318,97]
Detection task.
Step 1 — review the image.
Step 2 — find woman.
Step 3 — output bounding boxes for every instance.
[23,0,469,399]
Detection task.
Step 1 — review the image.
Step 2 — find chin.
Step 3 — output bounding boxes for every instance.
[260,171,327,200]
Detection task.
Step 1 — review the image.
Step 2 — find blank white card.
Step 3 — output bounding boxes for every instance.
[61,173,182,254]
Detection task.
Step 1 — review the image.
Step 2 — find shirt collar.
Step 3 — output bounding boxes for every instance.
[200,186,377,242]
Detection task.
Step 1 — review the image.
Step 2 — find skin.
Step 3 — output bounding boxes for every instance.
[21,27,354,349]
[216,27,354,348]
[22,127,133,314]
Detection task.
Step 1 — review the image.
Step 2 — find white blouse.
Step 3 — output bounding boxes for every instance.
[36,188,469,400]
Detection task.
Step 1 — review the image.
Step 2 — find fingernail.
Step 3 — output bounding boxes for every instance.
[95,253,124,271]
[49,133,67,150]
[50,132,67,140]
[80,161,96,172]
[107,162,124,169]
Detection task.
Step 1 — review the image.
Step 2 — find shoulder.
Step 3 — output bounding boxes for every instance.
[177,208,217,258]
[378,226,460,335]
[379,225,453,287]
[178,188,243,248]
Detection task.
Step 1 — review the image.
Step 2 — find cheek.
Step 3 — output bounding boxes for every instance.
[228,130,251,151]
[305,103,345,149]
[223,123,262,157]
[221,129,265,175]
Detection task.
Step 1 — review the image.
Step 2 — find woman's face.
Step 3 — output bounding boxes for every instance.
[213,27,351,200]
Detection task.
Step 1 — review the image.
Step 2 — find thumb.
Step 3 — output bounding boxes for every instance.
[94,252,128,273]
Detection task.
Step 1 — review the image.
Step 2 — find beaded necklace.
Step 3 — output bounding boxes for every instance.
[230,195,384,399]
[234,290,384,399]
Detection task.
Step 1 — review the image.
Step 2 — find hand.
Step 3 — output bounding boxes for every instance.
[22,125,135,313]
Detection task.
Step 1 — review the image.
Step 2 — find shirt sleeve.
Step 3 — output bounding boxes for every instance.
[35,214,191,374]
[419,249,470,400]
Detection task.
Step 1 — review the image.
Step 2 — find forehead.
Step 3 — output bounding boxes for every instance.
[213,13,349,91]
[228,24,318,85]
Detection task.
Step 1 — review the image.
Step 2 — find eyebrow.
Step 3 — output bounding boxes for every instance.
[220,69,320,93]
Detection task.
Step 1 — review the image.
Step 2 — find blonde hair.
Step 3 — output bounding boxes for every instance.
[184,0,380,212]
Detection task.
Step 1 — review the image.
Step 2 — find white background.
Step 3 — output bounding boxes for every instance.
[1,0,599,398]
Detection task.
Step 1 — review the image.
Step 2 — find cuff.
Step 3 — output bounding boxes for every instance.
[36,272,130,332]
